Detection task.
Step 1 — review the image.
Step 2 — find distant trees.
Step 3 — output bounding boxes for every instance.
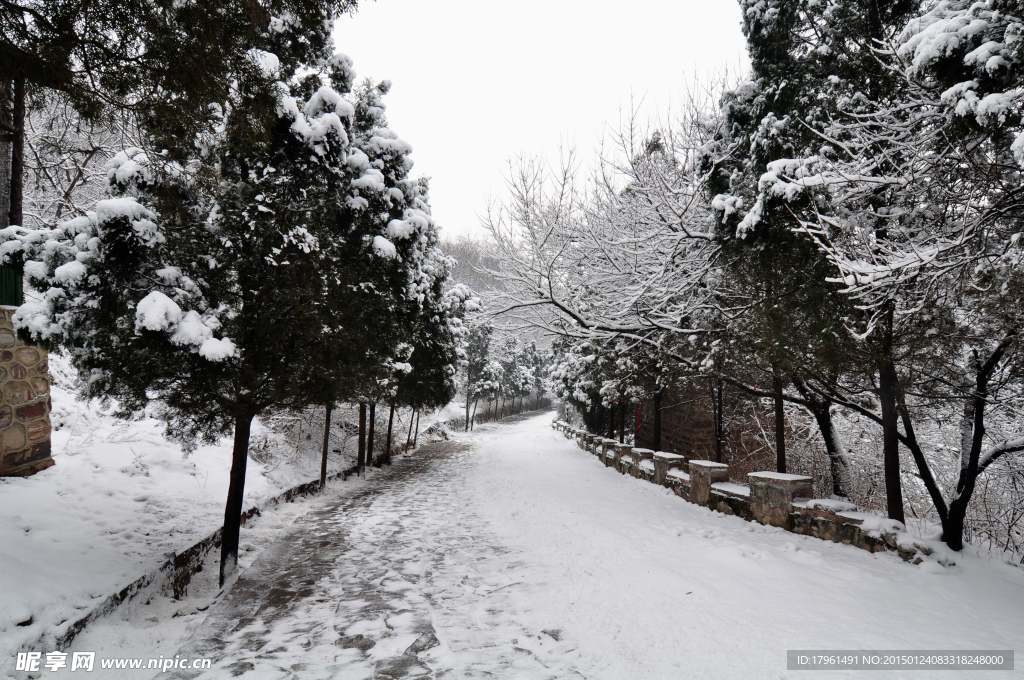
[461,324,493,430]
[456,322,549,429]
[486,0,1024,556]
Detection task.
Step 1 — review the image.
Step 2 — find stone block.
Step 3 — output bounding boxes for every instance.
[688,460,729,506]
[632,447,655,463]
[636,458,656,481]
[0,305,53,477]
[613,443,633,473]
[652,451,686,485]
[748,472,813,528]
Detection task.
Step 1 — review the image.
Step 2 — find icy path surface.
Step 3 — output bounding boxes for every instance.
[168,413,1024,680]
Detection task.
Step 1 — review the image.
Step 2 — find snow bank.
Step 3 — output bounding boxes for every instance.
[0,355,331,662]
[467,414,1024,680]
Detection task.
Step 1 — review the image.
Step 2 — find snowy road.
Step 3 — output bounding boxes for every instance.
[166,413,1024,680]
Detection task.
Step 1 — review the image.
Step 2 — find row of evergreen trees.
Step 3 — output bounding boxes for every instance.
[461,326,549,430]
[488,0,1024,555]
[1,1,471,583]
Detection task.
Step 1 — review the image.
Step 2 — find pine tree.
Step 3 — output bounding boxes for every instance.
[709,0,917,505]
[1,40,454,583]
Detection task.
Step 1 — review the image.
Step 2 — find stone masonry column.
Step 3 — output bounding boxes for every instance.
[632,447,655,480]
[612,443,632,472]
[688,460,729,506]
[653,451,687,486]
[748,472,813,528]
[0,305,53,476]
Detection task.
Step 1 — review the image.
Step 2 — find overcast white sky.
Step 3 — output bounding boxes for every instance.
[334,1,748,239]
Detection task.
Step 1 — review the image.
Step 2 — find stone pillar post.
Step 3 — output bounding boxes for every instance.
[748,472,813,528]
[600,438,617,467]
[612,443,632,473]
[632,447,655,480]
[653,451,687,486]
[688,460,729,506]
[0,306,53,476]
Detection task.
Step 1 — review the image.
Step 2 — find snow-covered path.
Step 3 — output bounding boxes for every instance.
[166,413,1024,679]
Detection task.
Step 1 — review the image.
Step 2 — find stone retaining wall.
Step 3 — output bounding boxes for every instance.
[552,419,943,566]
[0,305,53,476]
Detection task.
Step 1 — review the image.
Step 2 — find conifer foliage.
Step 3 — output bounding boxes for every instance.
[1,18,462,582]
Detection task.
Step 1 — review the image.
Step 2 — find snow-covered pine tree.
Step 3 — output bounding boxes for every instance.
[708,0,917,504]
[769,0,1024,550]
[298,78,463,471]
[461,323,493,431]
[0,36,455,582]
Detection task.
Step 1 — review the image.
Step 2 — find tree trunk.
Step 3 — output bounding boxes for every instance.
[653,388,663,451]
[772,367,787,473]
[0,80,11,226]
[465,391,472,432]
[607,404,615,438]
[9,78,24,227]
[791,377,850,498]
[471,398,479,430]
[367,401,376,466]
[938,338,1012,550]
[618,400,626,443]
[413,409,420,447]
[385,402,395,465]
[406,407,415,447]
[220,410,254,586]
[357,402,367,471]
[319,403,333,489]
[812,403,849,497]
[712,377,725,463]
[877,356,906,524]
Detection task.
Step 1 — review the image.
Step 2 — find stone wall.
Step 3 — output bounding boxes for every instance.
[553,419,947,567]
[634,382,774,469]
[0,306,53,476]
[635,383,718,459]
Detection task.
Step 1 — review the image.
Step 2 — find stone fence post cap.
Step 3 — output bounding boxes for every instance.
[632,448,655,454]
[653,451,686,461]
[689,460,729,469]
[748,472,813,482]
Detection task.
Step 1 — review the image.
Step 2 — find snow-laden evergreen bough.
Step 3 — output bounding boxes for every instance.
[0,37,458,583]
[486,0,1024,556]
[722,0,1024,550]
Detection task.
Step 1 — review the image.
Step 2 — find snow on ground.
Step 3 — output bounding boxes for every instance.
[44,411,1022,680]
[0,354,409,668]
[33,473,383,680]
[469,414,1024,679]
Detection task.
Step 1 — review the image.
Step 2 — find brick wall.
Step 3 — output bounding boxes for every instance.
[635,383,718,459]
[635,380,775,473]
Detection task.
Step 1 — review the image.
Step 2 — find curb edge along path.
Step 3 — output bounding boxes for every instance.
[167,412,1024,680]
